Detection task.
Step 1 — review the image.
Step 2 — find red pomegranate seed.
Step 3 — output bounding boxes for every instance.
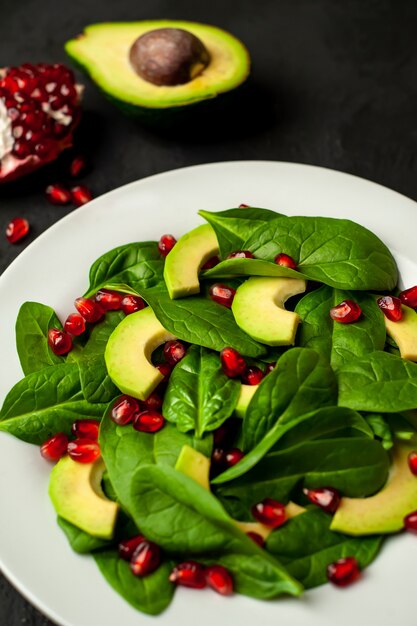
[303,487,341,514]
[251,498,286,528]
[327,557,360,587]
[220,347,246,378]
[404,511,417,533]
[6,217,30,243]
[111,395,140,426]
[246,531,265,547]
[212,447,226,467]
[130,540,161,577]
[169,561,207,588]
[225,448,244,467]
[67,438,100,463]
[64,313,86,336]
[95,289,123,311]
[213,420,238,448]
[377,296,403,322]
[163,340,186,365]
[71,185,93,206]
[400,286,417,309]
[274,253,297,270]
[121,294,146,315]
[239,203,249,208]
[205,565,234,596]
[40,432,68,462]
[71,419,100,441]
[118,535,146,561]
[133,410,165,433]
[12,140,31,159]
[226,250,254,259]
[241,366,264,385]
[74,297,104,323]
[265,362,276,375]
[201,255,220,270]
[329,300,362,323]
[157,362,172,380]
[158,234,177,257]
[46,184,71,206]
[408,451,417,476]
[69,155,88,177]
[209,284,236,308]
[48,328,72,355]
[142,391,163,412]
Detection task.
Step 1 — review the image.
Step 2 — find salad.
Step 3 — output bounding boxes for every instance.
[1,205,417,616]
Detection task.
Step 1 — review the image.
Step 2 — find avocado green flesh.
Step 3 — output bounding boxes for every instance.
[331,443,417,535]
[232,277,306,346]
[105,306,176,400]
[65,21,250,110]
[175,445,210,490]
[383,303,417,361]
[164,223,219,299]
[49,457,119,540]
[235,384,258,418]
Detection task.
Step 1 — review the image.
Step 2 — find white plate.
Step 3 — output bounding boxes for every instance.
[1,161,417,626]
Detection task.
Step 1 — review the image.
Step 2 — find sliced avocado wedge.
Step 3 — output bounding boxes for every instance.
[384,303,417,362]
[330,443,417,535]
[175,444,210,490]
[235,384,258,418]
[164,223,219,299]
[49,456,119,540]
[105,306,176,400]
[232,277,306,346]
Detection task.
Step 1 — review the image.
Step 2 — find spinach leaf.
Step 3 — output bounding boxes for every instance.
[365,414,394,450]
[202,257,305,280]
[78,355,119,404]
[295,286,386,370]
[338,352,417,412]
[84,242,164,297]
[77,311,125,359]
[94,551,175,615]
[129,464,302,597]
[244,216,398,290]
[199,207,280,258]
[57,517,111,553]
[154,425,213,466]
[15,301,63,374]
[266,509,382,589]
[163,345,240,437]
[0,363,106,444]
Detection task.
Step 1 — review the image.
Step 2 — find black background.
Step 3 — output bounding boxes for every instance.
[1,0,417,623]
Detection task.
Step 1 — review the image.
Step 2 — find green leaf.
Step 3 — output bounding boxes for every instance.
[15,301,63,374]
[78,311,125,359]
[364,414,394,450]
[163,345,240,437]
[202,257,306,281]
[78,355,119,404]
[0,363,106,444]
[57,517,111,554]
[154,425,213,466]
[244,215,398,290]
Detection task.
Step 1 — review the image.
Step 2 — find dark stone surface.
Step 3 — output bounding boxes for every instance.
[1,0,417,623]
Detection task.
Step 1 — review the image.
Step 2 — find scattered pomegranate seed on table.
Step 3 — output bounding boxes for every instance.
[303,487,341,513]
[5,217,30,243]
[209,283,236,308]
[67,438,101,463]
[225,448,245,467]
[118,535,146,561]
[404,511,417,533]
[201,255,220,270]
[69,155,88,178]
[133,410,165,433]
[71,184,93,206]
[45,183,71,205]
[121,294,146,315]
[246,531,265,547]
[158,234,177,257]
[377,295,403,322]
[226,250,254,259]
[130,540,161,576]
[169,561,207,588]
[274,253,297,269]
[400,285,417,309]
[408,451,417,476]
[329,300,362,323]
[110,395,140,426]
[95,288,123,311]
[74,296,104,323]
[327,557,360,586]
[47,328,72,355]
[241,365,264,385]
[251,498,286,528]
[163,340,186,365]
[71,419,100,441]
[40,432,68,462]
[64,313,85,336]
[205,565,234,595]
[220,347,246,378]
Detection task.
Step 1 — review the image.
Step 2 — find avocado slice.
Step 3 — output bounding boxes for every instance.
[235,384,258,418]
[175,444,210,490]
[65,21,250,111]
[105,306,176,400]
[384,303,417,362]
[49,456,119,540]
[330,443,417,535]
[232,277,307,346]
[164,223,219,299]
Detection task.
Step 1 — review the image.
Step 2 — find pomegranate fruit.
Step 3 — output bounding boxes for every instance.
[118,535,146,561]
[408,451,417,476]
[201,255,220,270]
[71,184,92,206]
[225,448,245,467]
[241,365,264,385]
[400,285,417,309]
[205,565,234,595]
[169,561,207,588]
[74,297,104,323]
[226,250,254,259]
[156,362,172,380]
[111,395,140,426]
[142,390,163,412]
[95,288,123,311]
[45,182,71,205]
[163,340,186,365]
[121,294,146,315]
[64,313,85,336]
[404,511,417,533]
[246,531,265,547]
[0,63,82,183]
[209,283,236,308]
[47,328,72,355]
[6,217,29,243]
[133,410,165,433]
[40,432,68,462]
[130,540,161,577]
[71,419,100,441]
[329,300,362,323]
[303,487,341,514]
[158,234,177,257]
[251,498,286,528]
[327,557,360,586]
[220,347,246,378]
[69,154,88,178]
[274,253,297,269]
[265,362,276,375]
[377,295,403,322]
[67,438,101,463]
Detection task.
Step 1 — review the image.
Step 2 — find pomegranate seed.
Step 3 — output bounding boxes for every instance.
[226,250,254,259]
[142,391,163,412]
[67,438,101,463]
[400,286,417,309]
[12,141,31,159]
[121,294,146,315]
[64,313,86,336]
[251,498,286,528]
[205,565,234,595]
[241,366,264,385]
[404,511,417,533]
[70,155,88,177]
[274,253,297,270]
[157,362,172,380]
[303,487,341,514]
[377,296,403,322]
[220,347,246,378]
[239,203,249,208]
[212,447,226,468]
[209,284,236,308]
[111,395,140,426]
[47,328,72,355]
[225,448,244,467]
[169,561,207,588]
[74,297,104,323]
[35,139,56,159]
[71,419,100,441]
[265,362,276,375]
[45,183,71,205]
[329,300,362,323]
[327,557,360,587]
[40,432,68,462]
[118,535,146,561]
[213,419,240,448]
[133,410,165,433]
[163,340,186,365]
[130,540,161,577]
[246,531,265,547]
[158,234,177,257]
[408,451,417,476]
[95,288,123,311]
[6,217,30,243]
[71,185,93,206]
[201,255,220,270]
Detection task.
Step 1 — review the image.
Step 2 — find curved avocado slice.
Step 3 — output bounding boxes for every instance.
[49,456,119,540]
[105,306,176,400]
[232,277,307,346]
[330,443,417,535]
[235,384,258,418]
[164,223,219,299]
[384,303,417,361]
[65,21,250,110]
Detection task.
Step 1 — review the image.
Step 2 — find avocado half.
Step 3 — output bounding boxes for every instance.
[65,21,250,114]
